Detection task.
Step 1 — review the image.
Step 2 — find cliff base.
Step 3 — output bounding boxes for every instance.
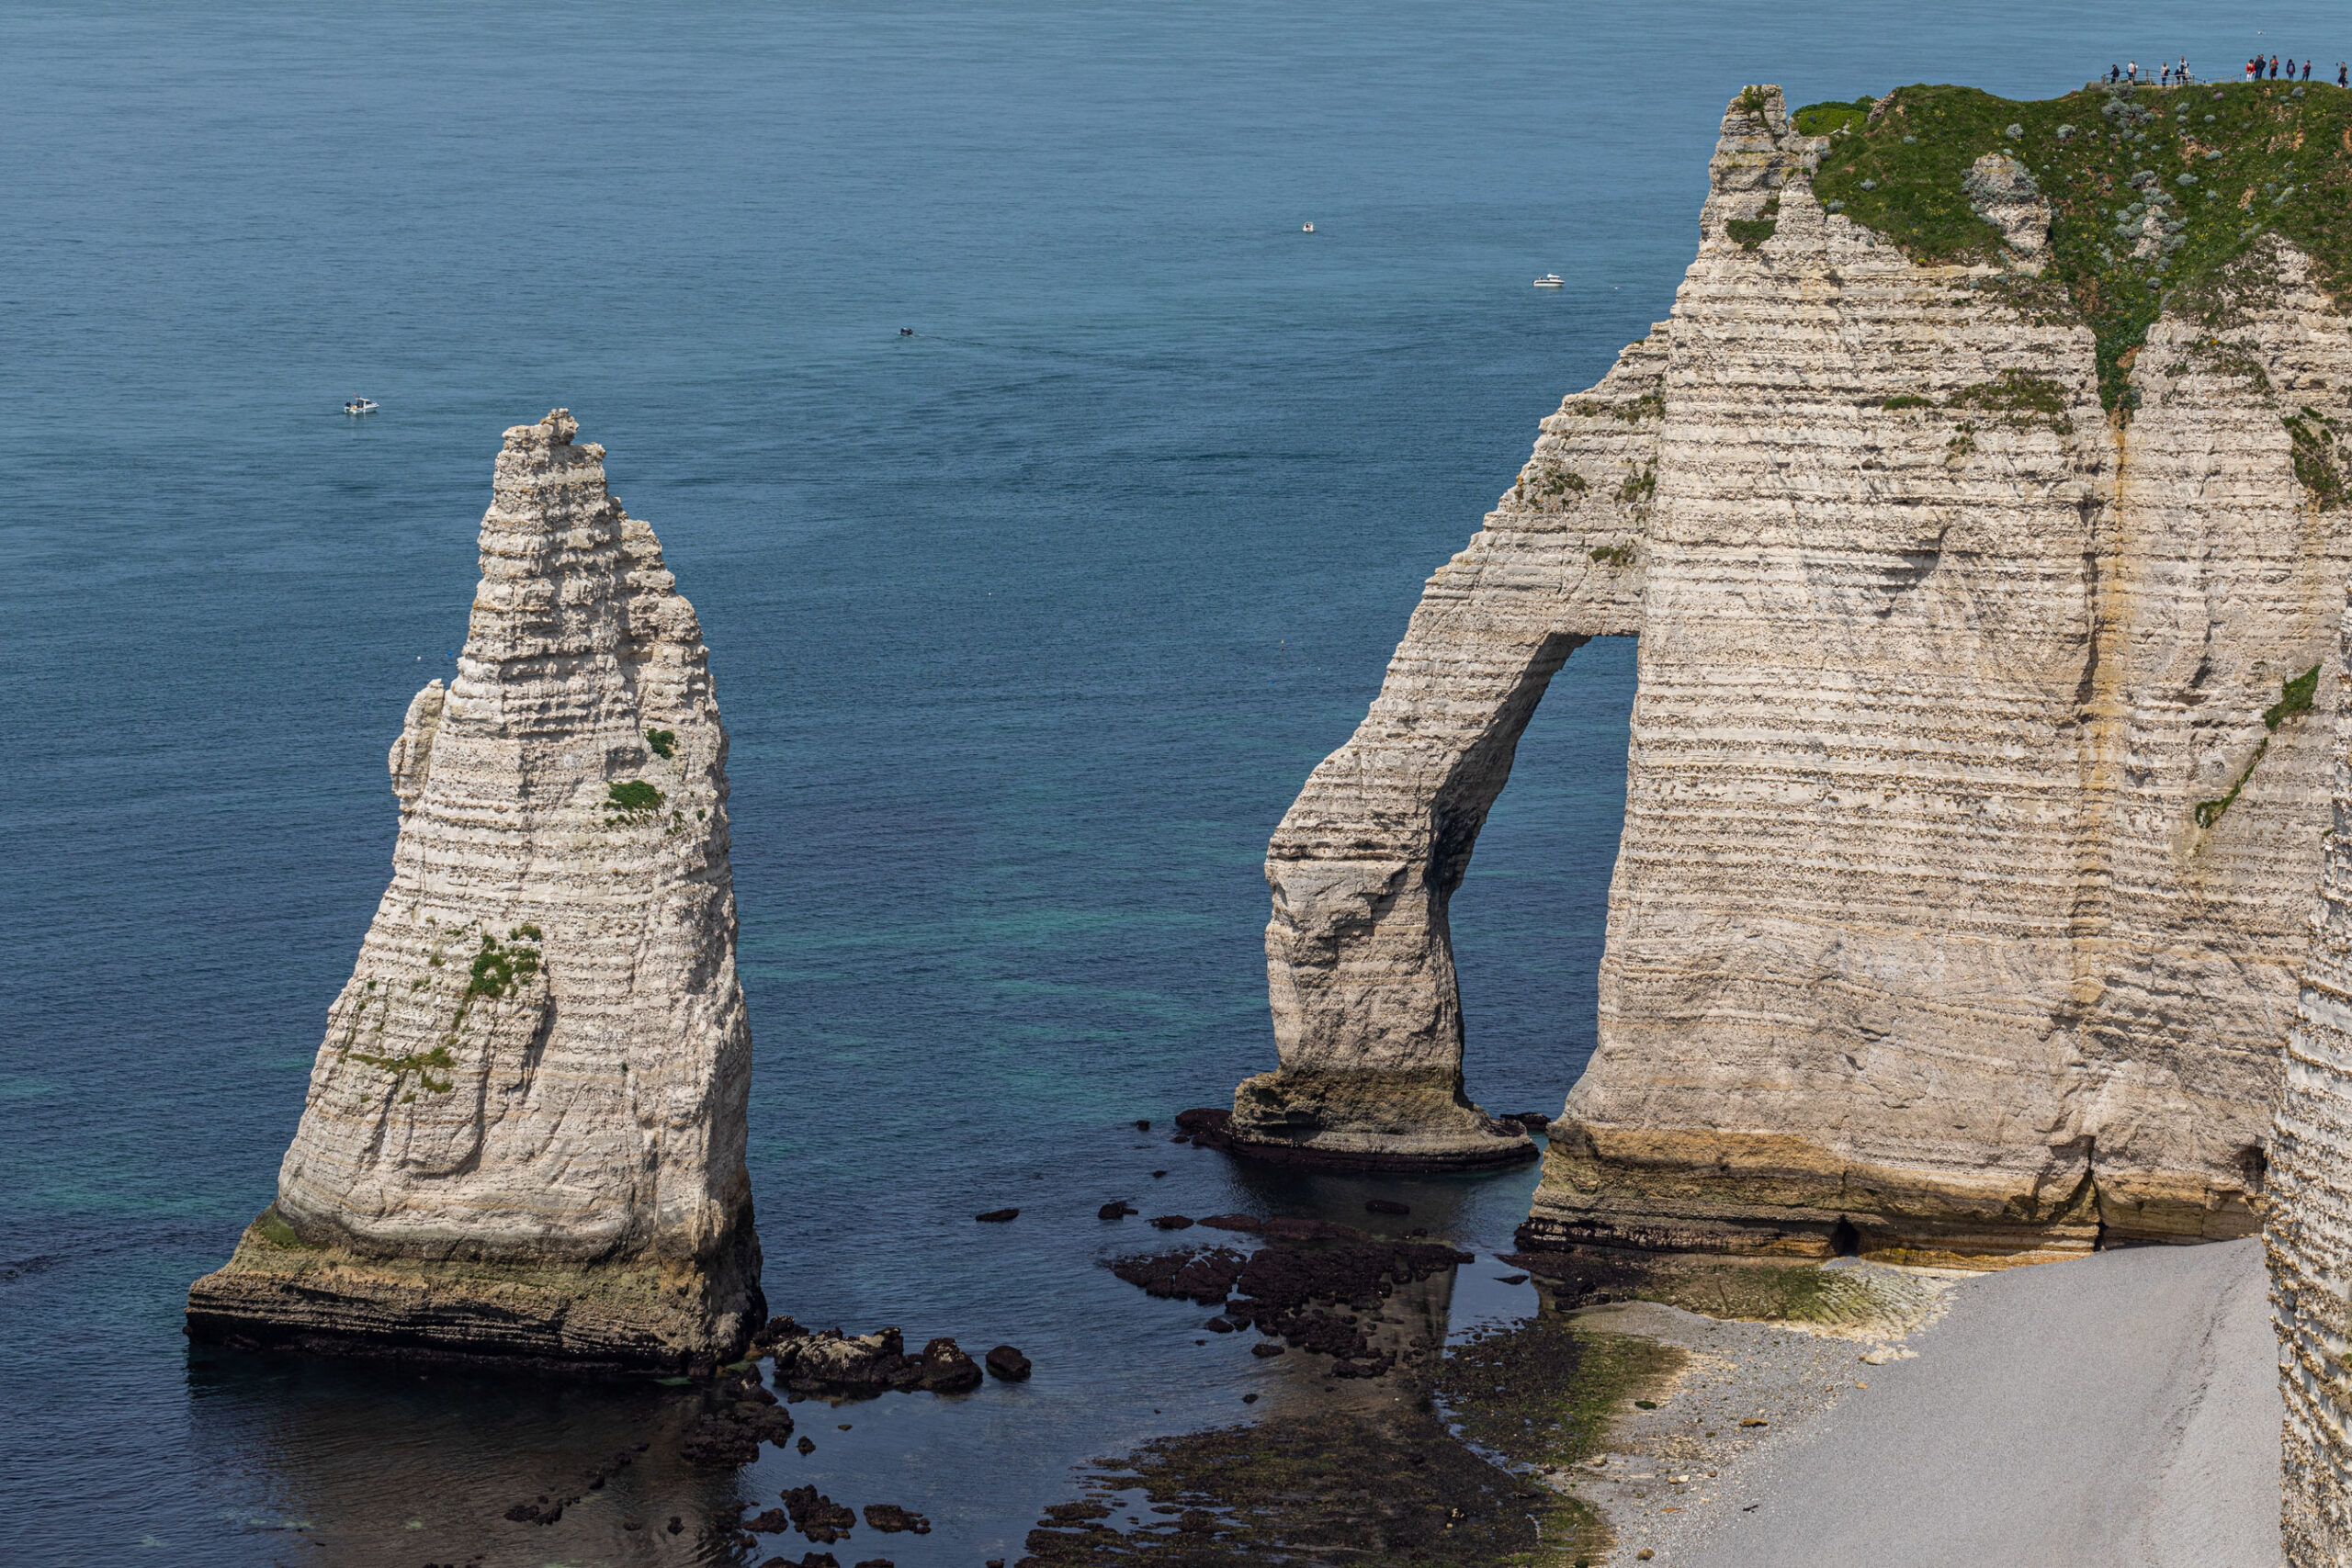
[1216,1069,1537,1171]
[1521,1123,2130,1269]
[185,1207,765,1371]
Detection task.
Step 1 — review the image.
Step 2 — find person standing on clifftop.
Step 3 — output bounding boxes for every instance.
[2128,60,2138,84]
[2304,60,2313,80]
[2272,54,2281,78]
[2160,62,2171,85]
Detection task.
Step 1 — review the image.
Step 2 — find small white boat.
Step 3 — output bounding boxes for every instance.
[344,398,379,415]
[1301,221,1315,232]
[1532,274,1564,288]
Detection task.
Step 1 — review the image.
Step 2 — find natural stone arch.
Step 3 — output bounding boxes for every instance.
[1220,338,1664,1168]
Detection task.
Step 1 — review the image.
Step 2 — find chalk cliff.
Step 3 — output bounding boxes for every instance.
[187,411,763,1366]
[1244,82,2352,1262]
[2276,624,2352,1567]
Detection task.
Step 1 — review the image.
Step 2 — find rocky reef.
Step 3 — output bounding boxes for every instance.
[1245,81,2352,1257]
[187,410,764,1368]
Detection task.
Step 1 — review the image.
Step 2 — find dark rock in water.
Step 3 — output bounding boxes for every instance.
[864,1504,932,1534]
[752,1314,805,1353]
[1135,1119,1152,1131]
[1204,1316,1237,1333]
[622,1517,645,1531]
[1170,1133,1191,1143]
[797,1435,816,1454]
[1495,1273,1529,1285]
[1503,1111,1553,1131]
[668,1516,685,1534]
[784,1484,857,1542]
[1175,1107,1234,1150]
[1243,1393,1259,1403]
[781,1556,840,1568]
[854,1560,896,1568]
[1098,1201,1137,1220]
[1250,1342,1284,1358]
[768,1325,985,1396]
[975,1208,1019,1223]
[1151,1169,1168,1178]
[918,1336,981,1393]
[680,1413,761,1468]
[986,1344,1033,1381]
[1110,1247,1248,1304]
[1111,1234,1468,1367]
[747,1508,792,1533]
[1364,1198,1410,1216]
[1198,1213,1263,1233]
[1150,1214,1194,1230]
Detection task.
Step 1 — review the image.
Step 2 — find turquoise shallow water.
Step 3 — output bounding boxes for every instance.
[1,1,2337,1563]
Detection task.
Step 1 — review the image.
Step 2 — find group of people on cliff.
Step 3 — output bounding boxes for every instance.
[2104,57,2349,87]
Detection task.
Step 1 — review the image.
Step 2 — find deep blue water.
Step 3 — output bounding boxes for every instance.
[4,2,2342,1564]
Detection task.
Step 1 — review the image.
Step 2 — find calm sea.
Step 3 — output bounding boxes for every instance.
[1,2,2333,1562]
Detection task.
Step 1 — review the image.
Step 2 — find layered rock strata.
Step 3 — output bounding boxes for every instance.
[1248,86,2352,1256]
[187,410,764,1367]
[2274,606,2352,1564]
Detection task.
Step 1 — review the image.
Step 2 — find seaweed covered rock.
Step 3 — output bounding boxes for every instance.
[768,1325,982,1396]
[1108,1235,1470,1373]
[784,1486,858,1543]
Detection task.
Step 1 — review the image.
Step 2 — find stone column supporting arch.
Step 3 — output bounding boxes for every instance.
[1223,335,1662,1168]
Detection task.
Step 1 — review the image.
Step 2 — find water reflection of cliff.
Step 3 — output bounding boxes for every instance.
[185,1346,740,1566]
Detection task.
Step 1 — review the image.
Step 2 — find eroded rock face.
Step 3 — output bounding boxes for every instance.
[2273,610,2352,1564]
[186,410,764,1366]
[1249,87,2350,1255]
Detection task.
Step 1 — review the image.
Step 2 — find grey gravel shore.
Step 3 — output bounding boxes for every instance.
[1565,1239,2278,1568]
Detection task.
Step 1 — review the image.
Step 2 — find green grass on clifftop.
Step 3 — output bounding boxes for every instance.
[1803,80,2352,410]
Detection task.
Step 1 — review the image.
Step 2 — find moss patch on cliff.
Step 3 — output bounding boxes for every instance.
[2267,663,2324,728]
[1804,80,2352,410]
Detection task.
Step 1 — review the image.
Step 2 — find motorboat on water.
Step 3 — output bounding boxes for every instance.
[1532,274,1564,288]
[344,398,378,415]
[1301,221,1314,232]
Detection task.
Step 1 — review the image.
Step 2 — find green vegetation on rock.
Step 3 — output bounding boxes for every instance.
[1801,80,2352,411]
[254,1207,322,1251]
[2285,407,2350,507]
[2267,663,2324,729]
[467,929,543,999]
[1725,195,1781,250]
[2195,664,2321,828]
[646,728,677,759]
[605,779,665,819]
[350,1042,457,1094]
